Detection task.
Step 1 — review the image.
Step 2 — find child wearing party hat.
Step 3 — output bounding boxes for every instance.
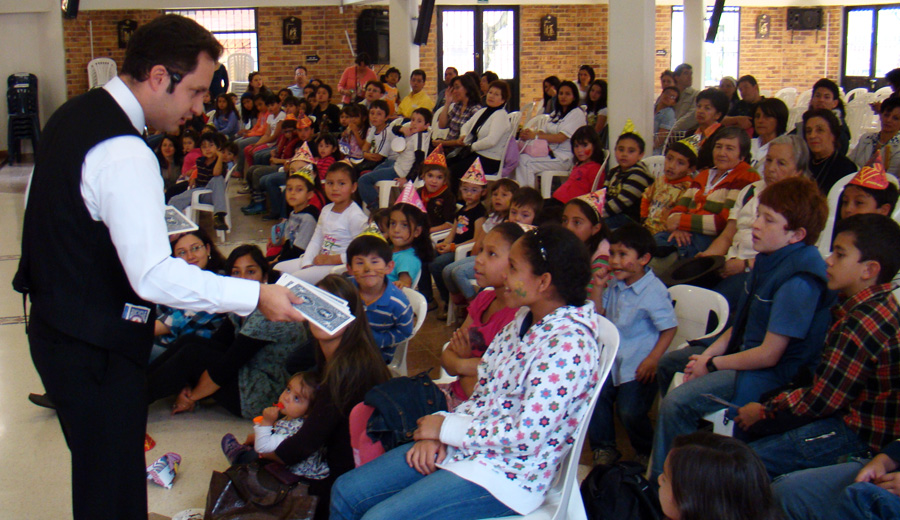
[345,225,414,362]
[603,119,654,230]
[562,188,611,310]
[832,154,899,251]
[430,158,488,316]
[641,137,698,235]
[418,145,457,234]
[269,166,322,263]
[388,182,435,288]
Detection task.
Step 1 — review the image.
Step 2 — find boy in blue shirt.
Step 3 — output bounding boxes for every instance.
[346,233,414,363]
[651,176,836,478]
[588,223,678,466]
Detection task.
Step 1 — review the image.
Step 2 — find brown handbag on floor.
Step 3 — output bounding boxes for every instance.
[204,461,317,520]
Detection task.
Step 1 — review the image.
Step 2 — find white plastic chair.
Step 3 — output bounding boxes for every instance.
[445,242,475,326]
[230,81,249,97]
[787,106,806,134]
[773,87,798,108]
[846,88,871,105]
[667,285,729,353]
[482,316,620,520]
[430,105,449,140]
[795,89,813,109]
[226,53,254,84]
[534,99,545,116]
[492,111,522,182]
[817,172,856,258]
[642,155,666,179]
[523,114,549,132]
[520,101,535,122]
[87,58,117,90]
[874,86,894,103]
[388,287,428,377]
[187,164,236,242]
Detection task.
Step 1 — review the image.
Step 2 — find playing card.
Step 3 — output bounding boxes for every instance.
[164,206,198,235]
[122,303,151,324]
[276,274,355,335]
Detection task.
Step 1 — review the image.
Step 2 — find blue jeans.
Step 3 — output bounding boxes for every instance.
[430,252,456,304]
[749,417,870,479]
[168,175,227,214]
[233,135,260,171]
[838,481,900,520]
[330,443,515,520]
[772,460,864,520]
[656,345,704,399]
[650,363,737,478]
[588,377,658,455]
[260,170,287,217]
[653,231,716,259]
[443,256,478,300]
[358,159,396,208]
[252,147,273,167]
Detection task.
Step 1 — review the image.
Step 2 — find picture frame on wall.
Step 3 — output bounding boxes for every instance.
[283,16,301,45]
[117,19,138,49]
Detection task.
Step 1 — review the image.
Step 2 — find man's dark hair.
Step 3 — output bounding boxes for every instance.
[673,63,693,76]
[696,87,731,121]
[411,69,427,81]
[295,65,307,73]
[737,74,758,88]
[122,14,223,83]
[834,214,900,284]
[347,235,393,265]
[609,222,656,258]
[886,68,900,88]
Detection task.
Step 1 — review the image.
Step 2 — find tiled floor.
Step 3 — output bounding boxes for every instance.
[0,164,632,518]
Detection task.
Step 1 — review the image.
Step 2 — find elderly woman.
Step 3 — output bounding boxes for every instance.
[447,80,512,190]
[516,80,587,187]
[698,134,809,309]
[803,108,858,194]
[850,97,900,176]
[749,97,790,173]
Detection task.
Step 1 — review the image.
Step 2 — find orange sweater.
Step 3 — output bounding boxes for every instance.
[670,161,759,236]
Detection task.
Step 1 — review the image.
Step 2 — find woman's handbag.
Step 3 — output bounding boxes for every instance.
[520,138,550,158]
[204,461,317,520]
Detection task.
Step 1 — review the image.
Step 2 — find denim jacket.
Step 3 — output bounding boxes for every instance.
[364,371,448,450]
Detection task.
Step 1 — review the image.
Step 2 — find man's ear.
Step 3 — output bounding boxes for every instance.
[147,65,170,93]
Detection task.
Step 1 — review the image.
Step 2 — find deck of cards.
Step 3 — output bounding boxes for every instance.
[276,273,355,335]
[164,205,199,235]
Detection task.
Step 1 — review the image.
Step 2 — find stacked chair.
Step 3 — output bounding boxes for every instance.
[7,73,40,164]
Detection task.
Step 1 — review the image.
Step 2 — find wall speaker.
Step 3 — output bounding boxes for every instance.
[357,9,390,64]
[787,8,823,31]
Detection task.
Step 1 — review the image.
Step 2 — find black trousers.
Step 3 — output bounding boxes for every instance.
[28,315,150,520]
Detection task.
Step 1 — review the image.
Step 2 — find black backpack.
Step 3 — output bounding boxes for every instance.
[580,461,664,520]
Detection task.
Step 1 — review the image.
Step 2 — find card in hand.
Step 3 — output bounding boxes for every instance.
[164,206,199,235]
[276,274,355,335]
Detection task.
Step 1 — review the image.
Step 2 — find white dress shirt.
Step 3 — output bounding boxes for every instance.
[78,77,259,314]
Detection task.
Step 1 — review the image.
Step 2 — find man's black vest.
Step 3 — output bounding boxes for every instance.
[14,88,155,364]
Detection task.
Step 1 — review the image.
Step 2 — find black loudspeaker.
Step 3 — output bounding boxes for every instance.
[787,8,823,31]
[357,9,390,64]
[61,0,80,19]
[413,0,436,46]
[706,0,726,43]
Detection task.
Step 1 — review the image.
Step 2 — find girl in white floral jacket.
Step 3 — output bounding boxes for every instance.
[330,225,603,520]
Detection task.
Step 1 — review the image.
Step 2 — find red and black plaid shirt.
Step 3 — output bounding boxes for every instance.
[766,283,900,452]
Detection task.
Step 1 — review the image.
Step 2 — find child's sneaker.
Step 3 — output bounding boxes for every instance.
[592,447,621,466]
[221,433,251,465]
[213,213,229,231]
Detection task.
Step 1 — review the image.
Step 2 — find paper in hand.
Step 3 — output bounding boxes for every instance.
[276,273,355,335]
[164,206,199,235]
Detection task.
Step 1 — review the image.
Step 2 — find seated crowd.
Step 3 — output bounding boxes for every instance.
[115,59,900,519]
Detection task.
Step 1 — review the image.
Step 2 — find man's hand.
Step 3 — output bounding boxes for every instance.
[405,440,447,475]
[735,402,765,430]
[857,453,899,485]
[668,230,693,248]
[257,283,305,322]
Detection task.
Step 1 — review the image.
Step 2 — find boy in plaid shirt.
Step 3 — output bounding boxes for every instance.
[736,214,900,479]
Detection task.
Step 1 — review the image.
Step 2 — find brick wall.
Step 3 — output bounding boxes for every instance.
[64,6,387,101]
[653,5,843,94]
[63,5,844,106]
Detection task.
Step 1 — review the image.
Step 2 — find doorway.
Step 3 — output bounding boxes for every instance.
[437,6,520,110]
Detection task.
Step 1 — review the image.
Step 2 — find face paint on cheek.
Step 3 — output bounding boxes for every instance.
[513,281,527,299]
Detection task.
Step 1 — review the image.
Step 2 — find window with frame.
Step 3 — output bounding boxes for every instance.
[670,6,741,88]
[166,9,259,74]
[842,4,900,89]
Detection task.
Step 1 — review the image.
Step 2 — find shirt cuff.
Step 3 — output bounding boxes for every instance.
[438,412,473,447]
[881,440,900,463]
[223,278,261,316]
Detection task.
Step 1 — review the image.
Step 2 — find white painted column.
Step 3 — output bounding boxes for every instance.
[608,0,655,154]
[683,0,705,90]
[389,0,420,98]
